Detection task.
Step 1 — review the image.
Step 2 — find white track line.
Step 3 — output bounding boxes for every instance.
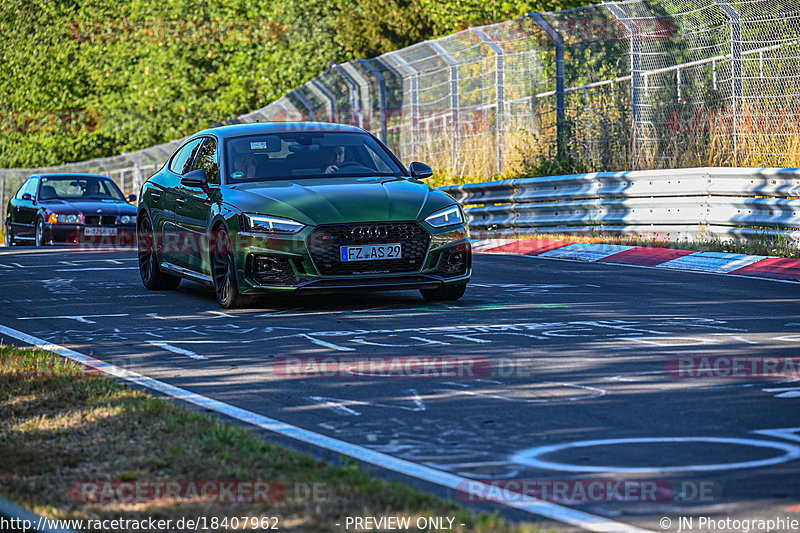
[146,341,208,360]
[0,323,650,533]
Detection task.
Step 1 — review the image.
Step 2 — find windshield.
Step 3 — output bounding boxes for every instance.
[224,132,406,182]
[38,176,126,201]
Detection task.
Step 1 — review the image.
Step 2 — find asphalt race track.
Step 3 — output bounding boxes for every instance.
[2,246,800,532]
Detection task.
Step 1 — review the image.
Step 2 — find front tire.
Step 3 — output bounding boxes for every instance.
[420,282,467,302]
[34,218,46,246]
[211,226,252,309]
[137,212,181,290]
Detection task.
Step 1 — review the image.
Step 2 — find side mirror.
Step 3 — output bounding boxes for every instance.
[181,169,209,193]
[127,194,137,203]
[21,193,33,201]
[409,162,433,180]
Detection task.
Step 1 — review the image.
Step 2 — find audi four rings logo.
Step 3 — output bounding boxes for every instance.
[351,226,388,239]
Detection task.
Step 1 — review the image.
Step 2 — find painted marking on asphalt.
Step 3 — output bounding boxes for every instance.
[146,341,208,360]
[436,382,607,404]
[306,390,427,414]
[0,323,653,532]
[300,334,355,352]
[512,436,800,473]
[751,427,800,443]
[307,397,362,416]
[17,313,128,324]
[762,387,800,399]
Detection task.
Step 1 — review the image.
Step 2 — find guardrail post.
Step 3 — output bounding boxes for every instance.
[529,13,566,161]
[473,28,506,175]
[604,1,642,170]
[358,59,389,145]
[713,0,743,161]
[332,61,363,128]
[429,42,461,170]
[291,89,317,121]
[310,79,338,123]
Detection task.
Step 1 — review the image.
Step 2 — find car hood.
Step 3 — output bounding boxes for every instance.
[222,177,456,226]
[42,199,137,216]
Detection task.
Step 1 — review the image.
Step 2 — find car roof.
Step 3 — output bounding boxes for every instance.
[31,173,111,179]
[194,121,367,139]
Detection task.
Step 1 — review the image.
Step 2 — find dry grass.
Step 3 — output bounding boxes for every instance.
[0,346,548,533]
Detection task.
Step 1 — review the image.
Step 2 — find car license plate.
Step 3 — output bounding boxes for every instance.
[84,227,118,236]
[340,243,401,262]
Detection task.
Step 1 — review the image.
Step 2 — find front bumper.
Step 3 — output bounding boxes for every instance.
[233,222,471,294]
[44,223,136,245]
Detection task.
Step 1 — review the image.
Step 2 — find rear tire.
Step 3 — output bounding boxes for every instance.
[137,212,181,290]
[420,282,467,302]
[4,222,14,247]
[211,226,253,309]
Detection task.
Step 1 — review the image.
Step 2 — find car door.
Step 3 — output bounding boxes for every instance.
[159,138,203,267]
[13,177,40,238]
[177,136,219,274]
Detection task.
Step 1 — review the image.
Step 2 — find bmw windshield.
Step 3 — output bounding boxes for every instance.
[39,176,126,201]
[224,132,407,183]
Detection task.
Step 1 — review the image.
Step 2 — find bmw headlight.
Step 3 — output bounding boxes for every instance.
[120,215,132,224]
[244,214,305,234]
[425,205,463,228]
[48,214,80,224]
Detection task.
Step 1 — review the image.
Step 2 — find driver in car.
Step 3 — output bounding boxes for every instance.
[323,145,346,174]
[232,152,257,179]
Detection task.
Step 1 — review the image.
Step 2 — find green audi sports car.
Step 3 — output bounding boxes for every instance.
[137,122,471,308]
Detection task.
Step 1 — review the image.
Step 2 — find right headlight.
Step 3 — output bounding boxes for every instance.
[425,205,463,228]
[244,213,305,234]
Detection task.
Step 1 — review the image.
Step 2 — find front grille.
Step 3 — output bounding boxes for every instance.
[84,215,116,226]
[307,222,431,276]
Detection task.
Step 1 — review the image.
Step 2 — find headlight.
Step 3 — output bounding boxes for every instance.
[424,206,463,228]
[47,214,80,224]
[244,214,305,234]
[120,215,132,224]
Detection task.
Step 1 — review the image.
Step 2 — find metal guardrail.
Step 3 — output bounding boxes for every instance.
[443,167,800,241]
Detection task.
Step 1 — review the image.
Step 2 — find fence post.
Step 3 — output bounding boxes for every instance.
[358,59,389,145]
[291,89,317,121]
[310,80,338,123]
[1,175,6,230]
[713,0,743,162]
[429,42,460,170]
[473,28,506,175]
[604,1,642,170]
[530,13,566,161]
[332,61,363,128]
[388,54,419,160]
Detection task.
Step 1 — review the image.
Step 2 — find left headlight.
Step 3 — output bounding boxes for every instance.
[120,215,132,224]
[425,205,463,228]
[47,214,80,224]
[244,213,305,234]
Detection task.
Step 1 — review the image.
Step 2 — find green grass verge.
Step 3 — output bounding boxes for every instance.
[0,345,548,532]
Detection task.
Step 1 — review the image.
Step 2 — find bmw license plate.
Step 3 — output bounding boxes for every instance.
[340,243,401,262]
[84,227,118,236]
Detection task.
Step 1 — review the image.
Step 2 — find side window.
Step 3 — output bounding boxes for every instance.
[19,178,39,199]
[168,139,203,175]
[191,137,220,184]
[15,179,32,199]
